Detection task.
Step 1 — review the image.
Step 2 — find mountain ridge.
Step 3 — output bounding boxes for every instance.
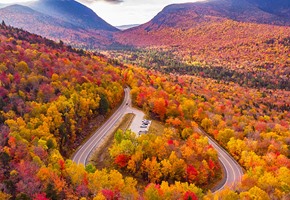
[115,0,290,46]
[0,1,118,49]
[116,24,140,30]
[246,0,290,17]
[28,0,118,32]
[1,0,290,50]
[0,4,79,29]
[147,0,290,30]
[113,0,290,90]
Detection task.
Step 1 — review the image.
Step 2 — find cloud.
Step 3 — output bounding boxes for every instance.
[105,0,123,3]
[79,0,123,4]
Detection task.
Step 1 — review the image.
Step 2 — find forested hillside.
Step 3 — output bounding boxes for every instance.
[113,0,290,90]
[0,23,127,199]
[28,0,118,32]
[106,0,290,196]
[123,64,290,199]
[0,0,118,49]
[0,0,289,196]
[0,23,224,199]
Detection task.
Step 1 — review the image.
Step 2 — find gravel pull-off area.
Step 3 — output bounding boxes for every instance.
[124,105,149,135]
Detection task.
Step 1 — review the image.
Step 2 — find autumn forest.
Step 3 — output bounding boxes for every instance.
[0,0,290,199]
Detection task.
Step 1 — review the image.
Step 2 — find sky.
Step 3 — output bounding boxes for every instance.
[77,0,204,26]
[1,0,36,3]
[2,0,204,26]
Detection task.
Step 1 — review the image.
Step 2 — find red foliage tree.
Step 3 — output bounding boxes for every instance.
[187,165,198,183]
[183,191,198,200]
[33,193,49,200]
[208,159,215,170]
[114,154,130,168]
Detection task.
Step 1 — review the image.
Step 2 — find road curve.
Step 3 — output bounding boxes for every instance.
[72,87,131,165]
[197,128,244,192]
[72,87,243,192]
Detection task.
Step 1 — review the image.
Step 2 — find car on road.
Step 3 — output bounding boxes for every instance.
[140,125,147,128]
[138,130,147,135]
[142,119,151,125]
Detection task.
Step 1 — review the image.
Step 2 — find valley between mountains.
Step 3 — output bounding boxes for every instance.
[0,0,289,199]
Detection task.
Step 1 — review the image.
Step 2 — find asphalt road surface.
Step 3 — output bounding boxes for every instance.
[197,127,244,192]
[72,87,131,165]
[72,87,243,192]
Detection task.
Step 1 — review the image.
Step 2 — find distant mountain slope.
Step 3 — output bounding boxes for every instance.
[246,0,290,18]
[115,0,290,46]
[28,0,118,32]
[114,0,290,89]
[0,4,78,30]
[116,24,140,30]
[0,4,116,49]
[144,0,290,30]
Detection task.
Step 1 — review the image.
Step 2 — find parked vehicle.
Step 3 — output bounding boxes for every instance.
[142,119,150,125]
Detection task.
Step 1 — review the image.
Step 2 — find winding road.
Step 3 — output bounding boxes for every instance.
[72,87,131,165]
[72,87,243,191]
[197,128,244,192]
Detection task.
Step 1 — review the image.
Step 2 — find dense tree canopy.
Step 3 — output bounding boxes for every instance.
[0,22,289,199]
